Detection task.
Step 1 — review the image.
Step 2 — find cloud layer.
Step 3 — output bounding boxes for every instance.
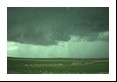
[7,7,109,45]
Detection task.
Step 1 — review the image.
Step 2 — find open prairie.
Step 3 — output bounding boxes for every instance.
[7,57,109,74]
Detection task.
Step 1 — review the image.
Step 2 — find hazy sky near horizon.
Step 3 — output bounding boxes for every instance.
[7,7,109,58]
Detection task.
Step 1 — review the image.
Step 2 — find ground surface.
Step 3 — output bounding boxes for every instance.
[7,57,109,74]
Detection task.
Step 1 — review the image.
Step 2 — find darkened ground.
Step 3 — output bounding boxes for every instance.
[7,57,109,74]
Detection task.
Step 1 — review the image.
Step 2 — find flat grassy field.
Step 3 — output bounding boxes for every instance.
[7,57,109,74]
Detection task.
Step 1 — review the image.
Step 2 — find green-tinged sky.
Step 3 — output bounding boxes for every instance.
[7,7,109,58]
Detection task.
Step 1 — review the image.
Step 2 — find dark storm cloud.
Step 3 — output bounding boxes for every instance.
[7,7,109,45]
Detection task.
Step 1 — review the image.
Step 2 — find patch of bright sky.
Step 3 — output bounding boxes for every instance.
[7,35,109,58]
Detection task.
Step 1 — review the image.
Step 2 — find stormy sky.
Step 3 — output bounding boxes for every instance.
[7,7,109,58]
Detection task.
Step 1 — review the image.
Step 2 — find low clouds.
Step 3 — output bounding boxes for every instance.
[7,7,109,45]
